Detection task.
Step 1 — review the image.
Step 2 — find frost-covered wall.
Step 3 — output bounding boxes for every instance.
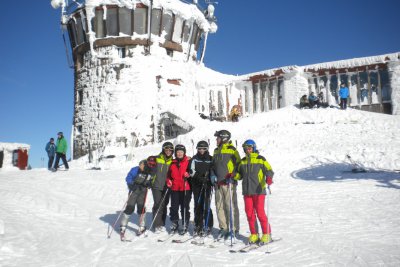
[282,68,309,107]
[388,61,400,115]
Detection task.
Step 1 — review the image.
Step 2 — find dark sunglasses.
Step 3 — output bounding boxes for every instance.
[242,145,254,149]
[164,146,174,151]
[197,148,208,151]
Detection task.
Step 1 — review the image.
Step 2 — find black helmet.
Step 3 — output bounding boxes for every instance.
[214,130,231,143]
[196,140,209,150]
[174,144,186,156]
[162,141,174,151]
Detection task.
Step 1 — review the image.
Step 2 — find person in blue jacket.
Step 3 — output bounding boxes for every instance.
[339,83,350,109]
[120,156,156,241]
[45,138,56,170]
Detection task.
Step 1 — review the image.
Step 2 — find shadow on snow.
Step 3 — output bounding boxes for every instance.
[291,162,400,189]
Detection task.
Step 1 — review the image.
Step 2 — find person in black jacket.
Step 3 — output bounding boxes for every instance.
[188,141,214,237]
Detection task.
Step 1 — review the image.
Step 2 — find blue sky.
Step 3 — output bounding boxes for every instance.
[1,0,399,168]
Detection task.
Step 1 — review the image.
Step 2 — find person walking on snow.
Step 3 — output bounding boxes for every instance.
[166,144,192,235]
[339,83,350,110]
[211,130,241,241]
[45,138,56,170]
[120,157,156,241]
[188,140,214,237]
[53,132,69,171]
[235,139,274,245]
[151,142,174,233]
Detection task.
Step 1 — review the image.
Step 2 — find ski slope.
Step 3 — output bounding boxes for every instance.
[1,107,400,266]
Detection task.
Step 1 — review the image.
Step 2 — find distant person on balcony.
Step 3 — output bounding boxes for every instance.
[308,92,321,108]
[45,138,56,170]
[299,95,309,109]
[339,83,350,109]
[52,132,69,171]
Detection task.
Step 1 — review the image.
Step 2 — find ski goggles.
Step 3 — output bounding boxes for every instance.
[163,146,174,151]
[197,147,208,151]
[242,144,254,150]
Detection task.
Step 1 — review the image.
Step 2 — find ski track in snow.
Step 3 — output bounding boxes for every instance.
[1,107,400,266]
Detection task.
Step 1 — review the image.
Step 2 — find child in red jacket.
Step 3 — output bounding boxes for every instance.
[166,144,192,235]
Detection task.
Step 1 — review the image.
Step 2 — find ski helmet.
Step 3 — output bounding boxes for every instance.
[214,130,231,143]
[242,139,256,152]
[57,132,63,136]
[196,140,209,150]
[146,156,157,168]
[162,141,174,151]
[174,144,186,157]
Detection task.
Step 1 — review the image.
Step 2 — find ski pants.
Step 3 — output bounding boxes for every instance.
[124,187,147,216]
[192,183,213,229]
[54,152,69,169]
[170,190,192,226]
[340,98,348,109]
[215,184,240,232]
[244,194,271,235]
[48,156,54,170]
[151,188,170,228]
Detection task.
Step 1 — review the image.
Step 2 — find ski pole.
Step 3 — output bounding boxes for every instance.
[107,190,133,239]
[138,188,149,230]
[145,188,170,236]
[203,186,213,233]
[228,182,234,247]
[266,185,271,254]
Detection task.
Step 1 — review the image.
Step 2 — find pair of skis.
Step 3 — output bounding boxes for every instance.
[229,237,282,253]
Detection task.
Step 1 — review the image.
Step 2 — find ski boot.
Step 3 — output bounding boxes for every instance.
[259,234,272,245]
[202,227,211,237]
[248,234,259,244]
[179,224,188,235]
[120,227,127,242]
[217,229,227,241]
[137,226,146,236]
[169,222,179,235]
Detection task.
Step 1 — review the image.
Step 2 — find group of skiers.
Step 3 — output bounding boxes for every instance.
[299,83,350,110]
[45,132,69,171]
[119,129,274,246]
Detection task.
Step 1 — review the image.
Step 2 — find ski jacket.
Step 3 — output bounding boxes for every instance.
[339,87,350,98]
[167,156,191,191]
[56,137,67,154]
[45,142,56,157]
[125,166,154,191]
[212,141,241,183]
[151,152,173,190]
[189,152,213,187]
[235,152,274,195]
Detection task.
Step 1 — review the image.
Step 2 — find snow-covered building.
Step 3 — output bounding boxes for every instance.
[0,143,30,170]
[234,53,400,116]
[51,0,400,160]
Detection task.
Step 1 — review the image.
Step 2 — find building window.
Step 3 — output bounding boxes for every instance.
[380,69,391,102]
[172,16,183,43]
[329,74,338,103]
[161,11,173,41]
[67,20,77,48]
[359,71,368,105]
[75,16,86,45]
[182,21,191,42]
[134,7,147,35]
[106,7,118,36]
[77,90,83,105]
[151,9,162,36]
[93,8,105,38]
[190,24,199,45]
[118,47,126,58]
[119,7,132,35]
[369,71,380,104]
[77,125,82,134]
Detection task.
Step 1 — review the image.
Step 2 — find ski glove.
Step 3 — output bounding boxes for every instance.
[210,175,217,185]
[225,173,234,184]
[266,176,273,186]
[128,183,135,192]
[144,180,152,189]
[166,179,173,188]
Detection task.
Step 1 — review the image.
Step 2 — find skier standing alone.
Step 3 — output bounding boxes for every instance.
[120,157,156,241]
[166,144,192,235]
[188,141,214,236]
[235,139,274,245]
[211,130,241,241]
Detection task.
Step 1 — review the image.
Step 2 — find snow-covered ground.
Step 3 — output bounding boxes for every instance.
[1,107,400,266]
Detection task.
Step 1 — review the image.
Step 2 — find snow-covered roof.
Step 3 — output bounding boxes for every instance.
[0,142,30,151]
[237,52,400,80]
